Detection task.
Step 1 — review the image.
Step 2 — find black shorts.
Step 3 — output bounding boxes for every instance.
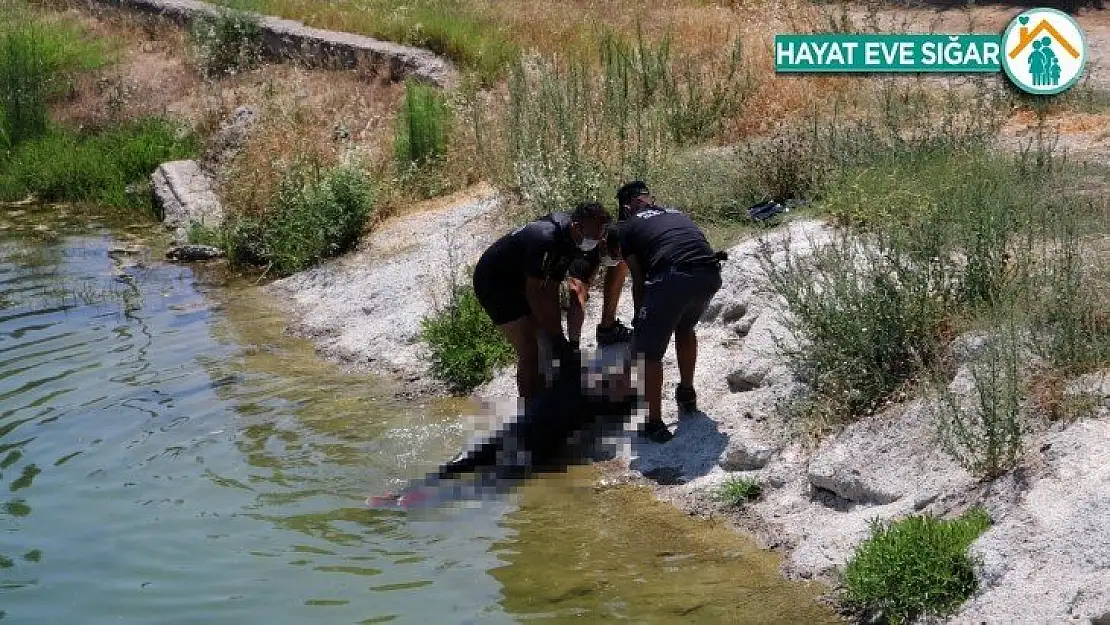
[473,255,530,326]
[632,265,722,360]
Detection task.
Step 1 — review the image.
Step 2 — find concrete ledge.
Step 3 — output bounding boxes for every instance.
[95,0,458,89]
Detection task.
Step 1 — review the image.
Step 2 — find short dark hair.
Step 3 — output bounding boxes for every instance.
[615,181,650,208]
[571,201,611,225]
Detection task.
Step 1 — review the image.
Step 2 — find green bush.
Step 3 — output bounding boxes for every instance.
[714,476,761,507]
[759,232,949,426]
[842,507,991,624]
[225,160,375,276]
[421,280,513,394]
[0,118,197,209]
[189,9,264,78]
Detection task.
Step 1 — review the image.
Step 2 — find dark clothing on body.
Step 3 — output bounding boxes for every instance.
[615,204,722,360]
[473,212,598,325]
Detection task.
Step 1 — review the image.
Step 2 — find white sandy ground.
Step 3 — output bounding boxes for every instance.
[266,189,1110,623]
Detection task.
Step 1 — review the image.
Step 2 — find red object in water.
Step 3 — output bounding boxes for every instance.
[397,489,431,509]
[367,492,401,508]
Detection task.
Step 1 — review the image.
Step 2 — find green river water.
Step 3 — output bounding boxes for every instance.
[0,204,838,624]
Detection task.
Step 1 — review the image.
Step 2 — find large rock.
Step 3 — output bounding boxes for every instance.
[806,400,975,507]
[152,160,224,245]
[955,417,1110,624]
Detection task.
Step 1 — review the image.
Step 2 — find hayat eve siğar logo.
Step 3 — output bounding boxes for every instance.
[1001,8,1087,95]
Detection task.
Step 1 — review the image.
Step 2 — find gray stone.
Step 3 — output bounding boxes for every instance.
[166,244,226,262]
[205,105,258,168]
[152,160,224,245]
[726,370,760,393]
[719,439,775,471]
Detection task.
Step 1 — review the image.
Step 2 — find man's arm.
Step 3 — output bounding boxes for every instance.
[526,275,565,344]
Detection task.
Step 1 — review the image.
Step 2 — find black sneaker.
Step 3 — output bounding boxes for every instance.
[640,419,674,444]
[596,320,633,346]
[675,385,697,414]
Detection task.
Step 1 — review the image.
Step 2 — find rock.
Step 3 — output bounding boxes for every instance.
[726,370,760,393]
[805,400,974,507]
[719,438,775,470]
[954,418,1110,623]
[166,244,226,262]
[152,160,224,245]
[204,105,258,169]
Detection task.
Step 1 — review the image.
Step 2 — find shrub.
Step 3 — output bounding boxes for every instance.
[759,232,949,427]
[936,326,1025,479]
[0,118,197,209]
[224,159,375,276]
[421,279,513,394]
[842,507,992,624]
[714,476,761,507]
[189,9,263,78]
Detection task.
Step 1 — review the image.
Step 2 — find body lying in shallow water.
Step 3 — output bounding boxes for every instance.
[369,346,643,509]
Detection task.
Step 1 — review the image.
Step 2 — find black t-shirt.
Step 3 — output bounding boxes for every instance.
[616,205,716,278]
[481,212,598,287]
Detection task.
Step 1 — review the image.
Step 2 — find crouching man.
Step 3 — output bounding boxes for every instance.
[472,202,612,403]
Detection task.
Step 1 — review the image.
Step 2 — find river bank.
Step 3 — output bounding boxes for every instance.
[265,180,1110,623]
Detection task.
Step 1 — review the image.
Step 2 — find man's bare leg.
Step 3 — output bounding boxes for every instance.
[497,316,541,400]
[675,326,697,388]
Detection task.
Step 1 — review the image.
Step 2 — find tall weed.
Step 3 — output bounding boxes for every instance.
[936,324,1025,479]
[394,80,452,197]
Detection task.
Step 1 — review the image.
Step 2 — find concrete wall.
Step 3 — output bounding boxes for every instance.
[95,0,458,89]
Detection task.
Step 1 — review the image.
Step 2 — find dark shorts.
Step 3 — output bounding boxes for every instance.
[632,265,723,360]
[473,253,530,326]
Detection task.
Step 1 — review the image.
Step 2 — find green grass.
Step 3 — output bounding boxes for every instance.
[211,0,519,84]
[0,118,198,210]
[219,159,376,276]
[842,507,992,624]
[421,279,514,394]
[714,476,761,507]
[394,79,453,198]
[0,7,113,149]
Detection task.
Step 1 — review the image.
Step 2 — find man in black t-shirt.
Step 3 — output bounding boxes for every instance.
[472,202,612,402]
[606,181,723,443]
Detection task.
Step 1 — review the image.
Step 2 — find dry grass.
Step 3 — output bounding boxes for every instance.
[40,2,407,226]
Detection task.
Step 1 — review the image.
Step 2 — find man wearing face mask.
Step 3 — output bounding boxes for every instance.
[472,201,612,402]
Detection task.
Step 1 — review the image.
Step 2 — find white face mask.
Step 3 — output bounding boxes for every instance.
[601,254,620,267]
[578,237,599,252]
